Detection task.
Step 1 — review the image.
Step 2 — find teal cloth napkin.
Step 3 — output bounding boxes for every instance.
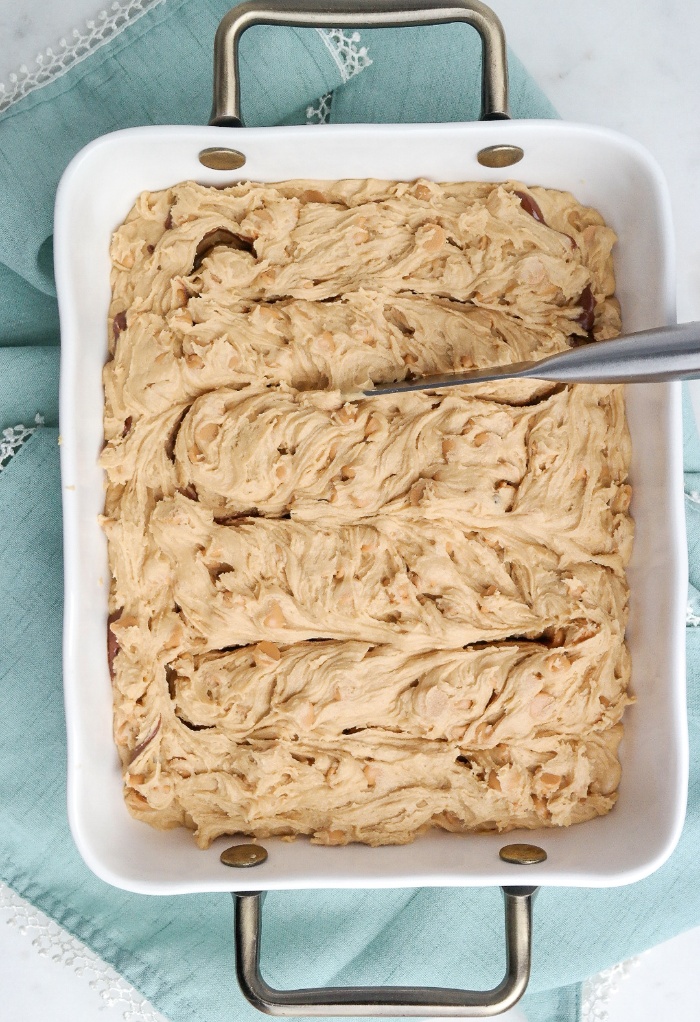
[0,4,696,1021]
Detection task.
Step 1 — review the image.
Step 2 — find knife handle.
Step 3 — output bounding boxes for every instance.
[530,320,700,383]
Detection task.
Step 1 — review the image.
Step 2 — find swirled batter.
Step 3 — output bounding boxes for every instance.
[102,178,633,847]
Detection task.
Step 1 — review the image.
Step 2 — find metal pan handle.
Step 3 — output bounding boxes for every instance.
[233,886,537,1017]
[210,0,509,127]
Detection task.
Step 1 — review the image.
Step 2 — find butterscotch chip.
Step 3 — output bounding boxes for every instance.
[255,641,282,661]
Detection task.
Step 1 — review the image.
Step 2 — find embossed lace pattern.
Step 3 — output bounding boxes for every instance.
[581,957,641,1021]
[316,28,372,83]
[0,882,164,1022]
[306,27,372,124]
[306,91,333,125]
[0,0,164,114]
[687,494,700,624]
[0,415,44,471]
[687,603,700,626]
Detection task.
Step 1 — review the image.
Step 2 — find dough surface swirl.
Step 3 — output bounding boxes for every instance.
[103,178,633,847]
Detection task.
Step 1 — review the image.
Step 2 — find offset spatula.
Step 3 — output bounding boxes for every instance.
[362,321,700,396]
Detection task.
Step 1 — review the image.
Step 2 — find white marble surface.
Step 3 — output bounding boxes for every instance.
[1,1,700,1020]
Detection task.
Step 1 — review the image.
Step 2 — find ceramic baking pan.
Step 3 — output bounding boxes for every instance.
[55,1,688,1015]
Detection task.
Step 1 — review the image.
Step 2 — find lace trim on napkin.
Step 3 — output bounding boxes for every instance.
[306,91,333,124]
[305,29,371,125]
[0,0,164,114]
[687,604,700,627]
[0,882,164,1022]
[316,28,372,83]
[685,495,700,625]
[581,957,641,1021]
[0,13,371,116]
[0,415,44,471]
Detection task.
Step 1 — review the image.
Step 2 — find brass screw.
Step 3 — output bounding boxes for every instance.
[477,144,524,169]
[220,843,268,868]
[499,842,547,865]
[199,147,247,171]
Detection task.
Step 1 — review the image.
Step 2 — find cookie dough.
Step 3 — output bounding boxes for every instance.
[103,178,632,847]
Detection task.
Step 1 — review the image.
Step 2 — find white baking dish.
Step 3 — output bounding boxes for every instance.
[56,113,687,891]
[54,0,688,1013]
